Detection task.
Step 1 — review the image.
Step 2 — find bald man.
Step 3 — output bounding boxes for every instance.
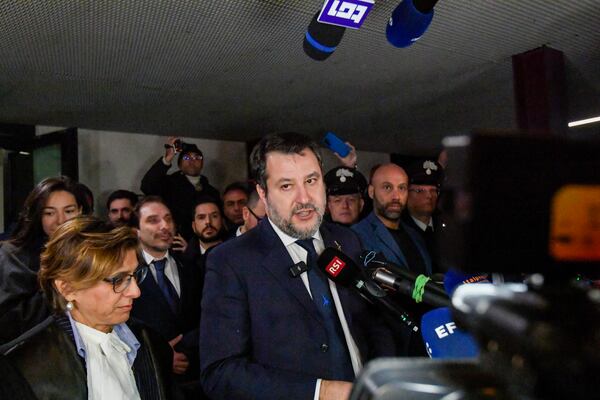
[352,163,433,356]
[353,163,432,276]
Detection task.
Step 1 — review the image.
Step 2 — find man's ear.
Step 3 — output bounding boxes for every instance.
[256,184,266,204]
[242,206,250,223]
[368,185,374,200]
[359,198,365,212]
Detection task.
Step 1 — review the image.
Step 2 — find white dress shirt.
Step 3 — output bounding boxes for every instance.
[142,249,181,296]
[74,321,141,400]
[268,219,362,400]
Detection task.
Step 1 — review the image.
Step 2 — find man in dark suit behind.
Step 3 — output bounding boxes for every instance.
[130,196,203,396]
[200,133,395,400]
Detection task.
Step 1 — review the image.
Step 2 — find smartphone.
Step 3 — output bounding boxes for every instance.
[323,132,351,158]
[163,139,183,153]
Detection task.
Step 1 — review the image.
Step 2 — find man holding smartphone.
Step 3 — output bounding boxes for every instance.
[141,136,220,240]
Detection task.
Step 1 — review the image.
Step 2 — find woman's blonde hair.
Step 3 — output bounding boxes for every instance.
[39,216,139,312]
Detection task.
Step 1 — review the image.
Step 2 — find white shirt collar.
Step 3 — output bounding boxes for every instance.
[267,217,323,247]
[142,248,169,264]
[410,215,433,231]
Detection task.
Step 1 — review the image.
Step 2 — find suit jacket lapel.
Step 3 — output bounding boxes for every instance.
[257,222,323,325]
[371,214,408,267]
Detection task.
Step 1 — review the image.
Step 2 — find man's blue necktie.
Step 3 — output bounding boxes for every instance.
[153,258,180,314]
[296,239,354,380]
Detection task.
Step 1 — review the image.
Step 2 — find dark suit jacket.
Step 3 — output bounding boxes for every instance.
[199,220,396,400]
[131,254,203,380]
[140,158,221,240]
[352,211,432,275]
[4,314,180,400]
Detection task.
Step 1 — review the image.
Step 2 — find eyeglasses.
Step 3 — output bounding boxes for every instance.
[408,188,440,196]
[247,207,264,222]
[182,154,203,161]
[103,265,148,293]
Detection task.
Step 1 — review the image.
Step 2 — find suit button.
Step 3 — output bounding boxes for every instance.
[321,344,329,353]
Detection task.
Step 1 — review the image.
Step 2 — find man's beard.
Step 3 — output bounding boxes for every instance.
[198,226,222,243]
[267,201,324,240]
[374,197,405,222]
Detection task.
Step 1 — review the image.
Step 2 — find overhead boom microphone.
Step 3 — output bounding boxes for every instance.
[303,11,346,61]
[386,0,439,48]
[317,247,418,332]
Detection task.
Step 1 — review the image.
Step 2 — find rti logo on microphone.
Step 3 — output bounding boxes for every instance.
[318,0,375,30]
[325,256,346,277]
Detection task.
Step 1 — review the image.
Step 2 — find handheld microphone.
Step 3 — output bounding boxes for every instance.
[304,11,346,61]
[317,247,418,331]
[362,251,449,307]
[421,307,480,359]
[372,268,450,308]
[386,0,439,48]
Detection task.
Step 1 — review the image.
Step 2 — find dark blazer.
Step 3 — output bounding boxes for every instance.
[131,254,203,380]
[0,241,51,345]
[199,220,396,400]
[140,158,221,240]
[352,211,432,275]
[3,314,180,400]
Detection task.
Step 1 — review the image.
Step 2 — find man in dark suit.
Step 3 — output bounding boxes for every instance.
[200,133,395,400]
[140,136,220,240]
[130,196,203,392]
[402,159,445,273]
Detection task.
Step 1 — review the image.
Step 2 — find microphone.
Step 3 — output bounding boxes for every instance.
[444,269,490,296]
[303,11,346,61]
[362,251,449,307]
[317,247,418,332]
[372,268,450,308]
[386,0,439,48]
[289,261,309,278]
[421,307,480,359]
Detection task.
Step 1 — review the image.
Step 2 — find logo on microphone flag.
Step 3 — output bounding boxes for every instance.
[318,0,375,30]
[325,256,346,277]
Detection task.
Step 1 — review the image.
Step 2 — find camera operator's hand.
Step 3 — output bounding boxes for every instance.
[335,141,358,169]
[164,136,180,165]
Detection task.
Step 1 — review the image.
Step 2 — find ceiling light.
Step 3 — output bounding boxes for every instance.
[568,115,600,128]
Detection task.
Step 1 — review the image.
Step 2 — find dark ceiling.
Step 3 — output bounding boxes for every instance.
[0,0,599,154]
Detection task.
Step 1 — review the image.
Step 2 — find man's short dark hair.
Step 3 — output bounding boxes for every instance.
[245,188,261,209]
[223,182,249,198]
[250,132,322,192]
[192,196,223,221]
[106,189,139,210]
[133,195,170,227]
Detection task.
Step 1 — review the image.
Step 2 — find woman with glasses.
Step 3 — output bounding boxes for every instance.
[3,216,179,400]
[0,176,86,344]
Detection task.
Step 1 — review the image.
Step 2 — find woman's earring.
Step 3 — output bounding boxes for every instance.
[66,301,74,311]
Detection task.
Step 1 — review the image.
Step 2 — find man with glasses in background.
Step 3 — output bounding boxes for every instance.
[141,136,220,240]
[236,187,266,236]
[402,159,445,273]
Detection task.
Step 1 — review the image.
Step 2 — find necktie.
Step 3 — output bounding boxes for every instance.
[296,239,354,380]
[153,258,180,314]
